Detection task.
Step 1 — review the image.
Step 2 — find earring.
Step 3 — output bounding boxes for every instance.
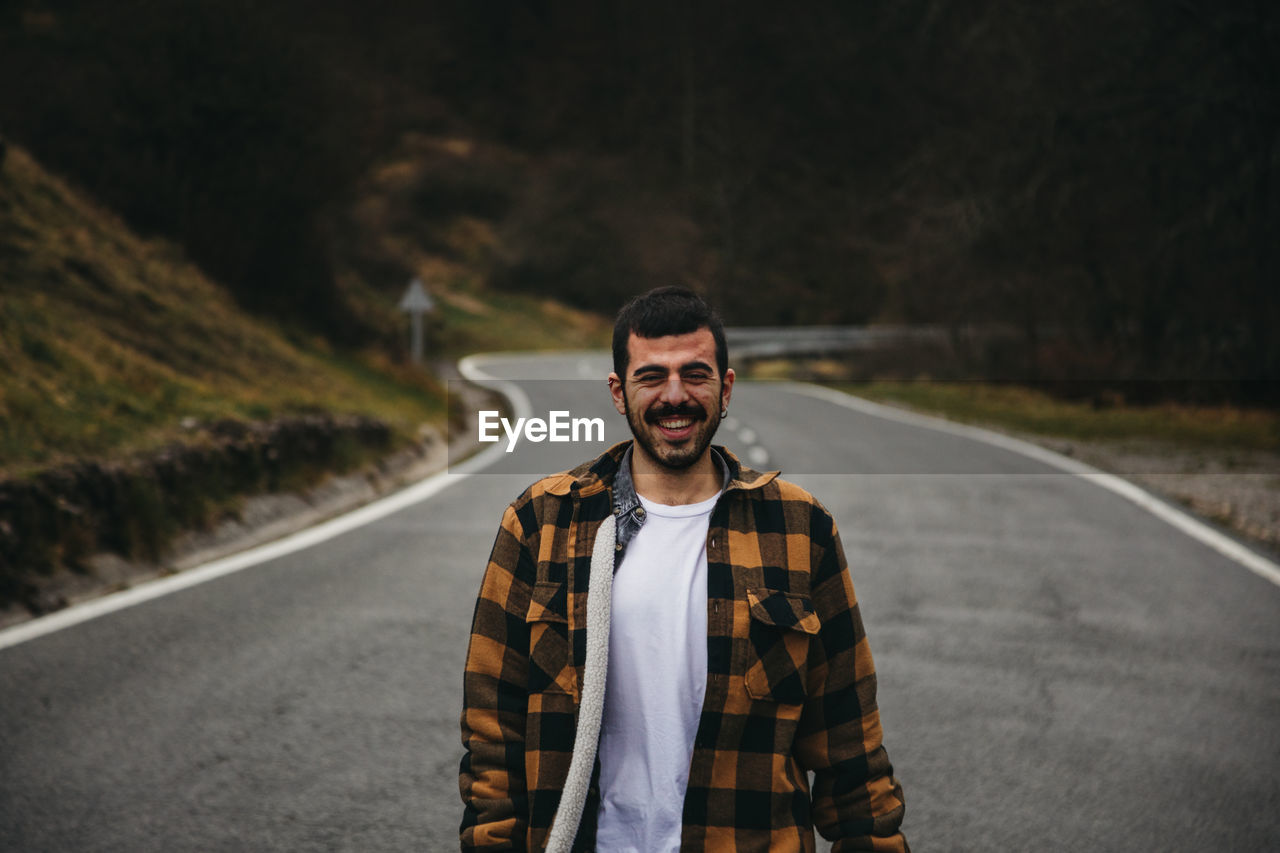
[721,407,728,418]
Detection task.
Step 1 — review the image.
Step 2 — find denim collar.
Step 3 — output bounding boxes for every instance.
[611,443,730,563]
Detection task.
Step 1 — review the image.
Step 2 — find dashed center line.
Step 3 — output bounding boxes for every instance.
[726,417,769,468]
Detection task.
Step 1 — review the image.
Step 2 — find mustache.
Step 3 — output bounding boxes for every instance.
[644,402,707,423]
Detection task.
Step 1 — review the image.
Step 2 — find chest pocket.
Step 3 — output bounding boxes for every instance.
[744,587,821,705]
[525,581,577,697]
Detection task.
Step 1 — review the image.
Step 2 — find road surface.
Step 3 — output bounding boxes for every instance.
[2,352,1278,851]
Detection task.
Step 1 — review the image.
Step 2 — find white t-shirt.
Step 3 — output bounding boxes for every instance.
[595,488,720,852]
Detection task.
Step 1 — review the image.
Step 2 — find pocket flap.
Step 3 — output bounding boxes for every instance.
[525,581,568,624]
[747,588,820,635]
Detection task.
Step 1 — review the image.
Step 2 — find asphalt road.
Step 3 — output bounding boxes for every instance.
[2,352,1278,851]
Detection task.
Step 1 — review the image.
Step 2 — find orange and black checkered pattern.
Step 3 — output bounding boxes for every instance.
[460,441,908,852]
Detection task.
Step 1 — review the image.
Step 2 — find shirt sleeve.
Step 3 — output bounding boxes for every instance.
[794,505,910,853]
[460,501,535,851]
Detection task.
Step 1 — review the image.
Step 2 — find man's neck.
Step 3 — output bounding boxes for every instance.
[629,445,722,506]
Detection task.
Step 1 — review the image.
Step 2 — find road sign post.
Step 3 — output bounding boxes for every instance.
[398,277,436,365]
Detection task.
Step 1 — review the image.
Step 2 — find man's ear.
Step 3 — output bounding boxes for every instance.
[607,373,627,415]
[720,367,735,411]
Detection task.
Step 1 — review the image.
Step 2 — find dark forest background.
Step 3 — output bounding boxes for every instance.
[2,0,1276,402]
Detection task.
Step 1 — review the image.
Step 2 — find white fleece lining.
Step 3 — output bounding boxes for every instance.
[544,513,615,852]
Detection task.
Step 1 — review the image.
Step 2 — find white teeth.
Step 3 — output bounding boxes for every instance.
[659,418,692,429]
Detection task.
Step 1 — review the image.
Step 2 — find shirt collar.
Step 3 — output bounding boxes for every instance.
[611,443,733,557]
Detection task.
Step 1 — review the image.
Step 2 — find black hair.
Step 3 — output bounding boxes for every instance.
[611,286,728,379]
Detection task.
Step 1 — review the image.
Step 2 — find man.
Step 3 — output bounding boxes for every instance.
[460,287,908,851]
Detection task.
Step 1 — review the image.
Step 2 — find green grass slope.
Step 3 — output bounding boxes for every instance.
[0,145,452,478]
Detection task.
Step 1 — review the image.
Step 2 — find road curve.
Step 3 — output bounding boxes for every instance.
[2,351,1277,851]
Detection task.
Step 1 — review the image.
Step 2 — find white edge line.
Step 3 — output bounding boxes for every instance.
[783,382,1280,589]
[0,356,533,652]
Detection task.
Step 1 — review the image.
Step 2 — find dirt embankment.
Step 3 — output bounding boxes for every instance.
[0,414,402,620]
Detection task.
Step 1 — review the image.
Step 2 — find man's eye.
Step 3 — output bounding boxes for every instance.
[683,372,711,383]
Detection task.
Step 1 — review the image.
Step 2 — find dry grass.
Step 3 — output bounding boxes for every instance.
[743,357,1278,452]
[0,139,612,478]
[331,131,613,358]
[840,380,1279,452]
[0,146,445,477]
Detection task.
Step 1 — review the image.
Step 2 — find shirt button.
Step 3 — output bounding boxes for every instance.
[709,536,716,548]
[634,507,646,519]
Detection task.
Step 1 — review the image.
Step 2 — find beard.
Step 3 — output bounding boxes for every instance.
[623,388,723,471]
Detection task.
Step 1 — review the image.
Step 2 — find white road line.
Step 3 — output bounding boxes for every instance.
[0,357,533,652]
[785,382,1280,589]
[0,471,462,651]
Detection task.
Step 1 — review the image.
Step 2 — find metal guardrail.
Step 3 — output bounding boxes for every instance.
[725,325,953,358]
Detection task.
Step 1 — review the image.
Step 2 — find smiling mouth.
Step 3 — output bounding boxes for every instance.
[657,417,694,430]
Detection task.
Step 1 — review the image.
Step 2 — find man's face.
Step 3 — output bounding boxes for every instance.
[608,328,734,472]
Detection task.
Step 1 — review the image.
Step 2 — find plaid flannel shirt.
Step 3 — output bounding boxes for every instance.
[460,441,908,851]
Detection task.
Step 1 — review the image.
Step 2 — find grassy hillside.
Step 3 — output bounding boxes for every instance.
[325,132,613,360]
[0,145,433,476]
[0,142,608,479]
[0,141,611,612]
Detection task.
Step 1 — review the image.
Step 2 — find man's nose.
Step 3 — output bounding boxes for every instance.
[658,374,691,404]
